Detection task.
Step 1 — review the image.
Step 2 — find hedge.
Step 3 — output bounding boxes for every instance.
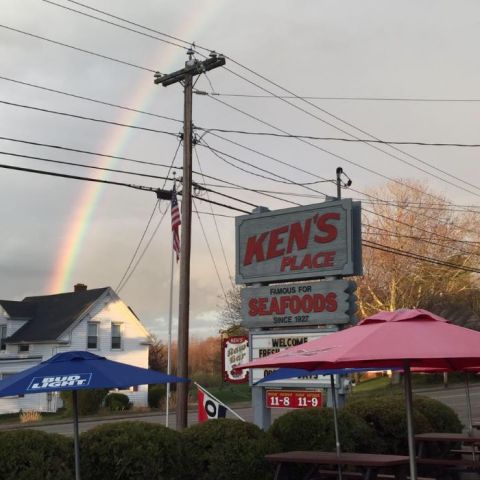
[61,388,109,416]
[80,421,183,480]
[269,407,385,453]
[104,392,131,411]
[0,429,73,480]
[182,419,279,480]
[345,395,433,454]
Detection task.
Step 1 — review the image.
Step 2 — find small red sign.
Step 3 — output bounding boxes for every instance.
[266,390,323,409]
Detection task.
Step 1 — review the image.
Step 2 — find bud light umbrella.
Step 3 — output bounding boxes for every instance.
[239,309,480,480]
[0,351,189,480]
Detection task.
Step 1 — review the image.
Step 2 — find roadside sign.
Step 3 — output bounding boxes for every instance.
[222,336,249,384]
[266,389,323,409]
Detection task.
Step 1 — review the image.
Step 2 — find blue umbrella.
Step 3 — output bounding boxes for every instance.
[0,351,189,480]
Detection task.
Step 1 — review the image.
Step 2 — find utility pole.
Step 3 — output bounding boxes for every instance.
[154,49,225,429]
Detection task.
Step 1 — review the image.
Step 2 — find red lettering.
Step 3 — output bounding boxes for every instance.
[280,296,290,313]
[326,292,337,312]
[287,219,311,253]
[258,297,268,315]
[312,251,336,268]
[243,232,268,266]
[280,256,296,271]
[301,294,313,313]
[314,212,340,244]
[267,226,288,259]
[313,294,326,312]
[299,254,312,270]
[248,298,258,316]
[269,297,281,315]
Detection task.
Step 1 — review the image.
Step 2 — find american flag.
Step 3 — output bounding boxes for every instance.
[171,184,181,262]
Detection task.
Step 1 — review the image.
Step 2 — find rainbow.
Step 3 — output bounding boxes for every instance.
[48,3,220,294]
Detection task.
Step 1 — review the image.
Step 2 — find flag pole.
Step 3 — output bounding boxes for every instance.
[165,243,174,428]
[195,382,245,421]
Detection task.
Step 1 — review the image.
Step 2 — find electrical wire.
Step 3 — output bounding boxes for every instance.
[0,75,181,124]
[194,146,235,287]
[0,150,172,182]
[0,24,155,73]
[0,100,180,138]
[202,92,480,103]
[116,141,182,292]
[218,60,480,198]
[363,240,480,274]
[195,126,480,148]
[193,198,228,300]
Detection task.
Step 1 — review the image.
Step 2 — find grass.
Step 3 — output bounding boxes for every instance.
[206,383,251,404]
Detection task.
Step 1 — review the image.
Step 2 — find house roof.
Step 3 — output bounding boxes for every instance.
[0,287,109,343]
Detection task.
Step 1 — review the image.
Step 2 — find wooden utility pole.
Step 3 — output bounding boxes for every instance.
[154,49,225,429]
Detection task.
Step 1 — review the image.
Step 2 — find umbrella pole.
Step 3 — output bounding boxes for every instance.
[72,390,81,480]
[465,373,474,435]
[403,362,417,480]
[330,375,343,480]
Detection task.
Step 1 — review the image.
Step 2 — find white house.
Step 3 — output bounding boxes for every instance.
[0,284,151,414]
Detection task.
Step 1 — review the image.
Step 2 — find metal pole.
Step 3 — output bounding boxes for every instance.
[336,167,343,200]
[330,375,343,480]
[403,362,417,480]
[176,65,193,430]
[72,390,81,480]
[465,373,474,434]
[165,245,174,428]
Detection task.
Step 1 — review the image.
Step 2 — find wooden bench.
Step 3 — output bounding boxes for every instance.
[314,469,433,480]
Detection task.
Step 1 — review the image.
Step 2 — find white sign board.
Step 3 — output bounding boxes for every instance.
[250,331,336,386]
[236,199,362,284]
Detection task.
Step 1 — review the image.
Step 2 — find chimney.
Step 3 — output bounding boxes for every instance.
[74,283,87,292]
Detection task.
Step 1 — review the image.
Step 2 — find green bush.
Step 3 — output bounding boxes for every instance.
[345,395,432,454]
[80,421,183,479]
[269,407,385,453]
[0,429,73,479]
[104,392,131,411]
[61,388,109,416]
[413,395,462,433]
[148,384,166,408]
[182,419,279,480]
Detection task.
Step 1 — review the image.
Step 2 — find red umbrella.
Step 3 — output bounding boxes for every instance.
[240,309,480,480]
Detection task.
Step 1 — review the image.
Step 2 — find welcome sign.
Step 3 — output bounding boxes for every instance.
[27,373,92,391]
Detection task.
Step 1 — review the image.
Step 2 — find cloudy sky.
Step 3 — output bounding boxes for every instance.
[1,0,479,339]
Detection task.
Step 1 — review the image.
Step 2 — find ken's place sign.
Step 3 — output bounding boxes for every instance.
[235,199,362,284]
[27,374,92,391]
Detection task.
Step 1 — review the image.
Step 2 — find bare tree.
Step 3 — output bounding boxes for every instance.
[358,180,480,325]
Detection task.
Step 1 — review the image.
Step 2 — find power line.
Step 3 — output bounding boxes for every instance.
[0,24,155,73]
[0,75,182,124]
[0,134,298,207]
[194,146,235,288]
[363,240,480,274]
[206,94,480,199]
[202,92,480,103]
[0,99,180,137]
[42,0,190,53]
[364,224,480,258]
[116,140,182,292]
[219,60,480,199]
[0,150,172,182]
[0,161,249,213]
[193,198,227,300]
[195,126,480,148]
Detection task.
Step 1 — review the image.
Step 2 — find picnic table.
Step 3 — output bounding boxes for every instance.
[415,432,480,474]
[265,451,410,480]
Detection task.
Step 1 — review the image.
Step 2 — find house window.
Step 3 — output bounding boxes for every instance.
[18,344,29,353]
[87,322,98,349]
[111,323,122,350]
[0,325,7,350]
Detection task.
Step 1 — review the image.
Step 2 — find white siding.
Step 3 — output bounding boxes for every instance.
[0,291,150,413]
